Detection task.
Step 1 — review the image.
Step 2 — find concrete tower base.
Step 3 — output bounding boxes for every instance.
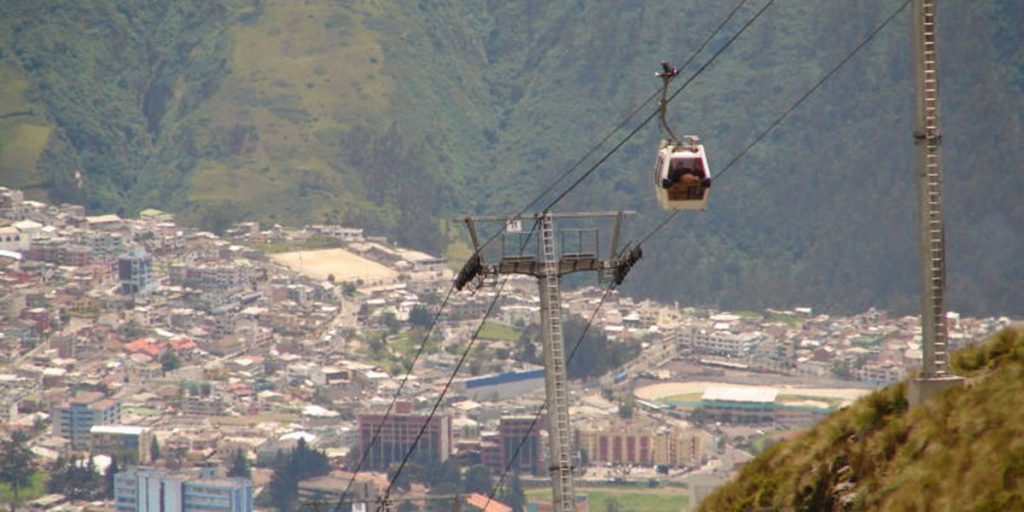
[907,376,964,407]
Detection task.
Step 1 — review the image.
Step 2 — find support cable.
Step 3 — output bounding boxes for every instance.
[635,0,911,247]
[713,0,912,182]
[542,0,776,213]
[325,285,457,512]
[530,0,750,215]
[323,0,773,507]
[482,284,617,510]
[374,216,544,508]
[379,274,514,505]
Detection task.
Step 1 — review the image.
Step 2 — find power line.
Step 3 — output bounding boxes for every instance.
[373,215,545,507]
[324,216,540,512]
[482,284,617,510]
[714,0,912,182]
[526,0,749,213]
[636,0,911,247]
[327,285,456,512]
[326,0,778,507]
[542,0,777,212]
[480,6,915,503]
[336,1,774,506]
[379,274,514,504]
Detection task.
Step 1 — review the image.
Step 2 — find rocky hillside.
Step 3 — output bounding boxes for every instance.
[0,0,1021,315]
[698,327,1024,511]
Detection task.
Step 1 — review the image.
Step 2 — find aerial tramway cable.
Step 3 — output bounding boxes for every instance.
[484,3,916,510]
[542,0,776,212]
[321,1,781,508]
[635,0,912,248]
[482,284,617,511]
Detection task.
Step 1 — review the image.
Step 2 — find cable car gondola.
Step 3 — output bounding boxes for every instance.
[652,61,711,211]
[654,136,711,210]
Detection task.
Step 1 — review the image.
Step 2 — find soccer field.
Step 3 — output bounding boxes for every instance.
[526,486,689,511]
[271,248,397,283]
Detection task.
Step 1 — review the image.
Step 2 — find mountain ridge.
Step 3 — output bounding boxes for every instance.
[0,0,1021,315]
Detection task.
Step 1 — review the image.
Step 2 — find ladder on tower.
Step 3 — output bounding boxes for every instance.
[539,213,575,512]
[918,0,948,376]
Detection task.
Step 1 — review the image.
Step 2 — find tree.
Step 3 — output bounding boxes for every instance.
[407,305,432,327]
[462,465,492,494]
[423,459,460,489]
[515,331,541,365]
[342,282,357,297]
[268,450,294,512]
[150,436,161,461]
[563,317,641,380]
[0,431,34,508]
[117,320,144,340]
[368,337,385,355]
[228,450,251,479]
[498,473,526,512]
[268,439,332,511]
[618,395,635,419]
[104,456,119,499]
[160,350,181,373]
[47,455,101,501]
[382,311,401,334]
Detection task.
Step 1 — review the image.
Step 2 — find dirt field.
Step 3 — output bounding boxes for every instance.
[271,248,397,283]
[635,381,871,403]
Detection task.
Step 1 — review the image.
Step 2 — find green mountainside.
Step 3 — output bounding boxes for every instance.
[0,0,1021,315]
[699,327,1024,512]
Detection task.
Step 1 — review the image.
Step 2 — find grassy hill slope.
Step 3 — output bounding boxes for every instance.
[0,0,1021,314]
[699,327,1024,512]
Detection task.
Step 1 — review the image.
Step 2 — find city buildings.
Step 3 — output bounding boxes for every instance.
[576,421,704,467]
[497,416,544,476]
[52,392,121,450]
[297,471,383,511]
[453,367,544,401]
[90,425,153,465]
[114,466,253,512]
[118,248,154,295]
[357,402,452,470]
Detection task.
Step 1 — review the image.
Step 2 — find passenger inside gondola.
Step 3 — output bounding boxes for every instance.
[665,158,706,200]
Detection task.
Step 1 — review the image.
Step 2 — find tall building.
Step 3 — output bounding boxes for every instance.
[90,425,152,465]
[118,248,154,295]
[297,471,383,511]
[52,392,121,450]
[497,416,544,476]
[357,402,451,470]
[114,466,253,512]
[576,421,703,468]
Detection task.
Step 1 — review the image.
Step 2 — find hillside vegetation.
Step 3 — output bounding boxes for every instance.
[699,327,1024,512]
[0,0,1021,315]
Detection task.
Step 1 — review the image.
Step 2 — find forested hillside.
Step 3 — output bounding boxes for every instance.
[0,0,1021,315]
[698,327,1024,511]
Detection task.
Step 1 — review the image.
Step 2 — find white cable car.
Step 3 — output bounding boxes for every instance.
[653,135,711,211]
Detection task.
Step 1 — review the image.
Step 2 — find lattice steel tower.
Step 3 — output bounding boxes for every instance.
[457,211,638,512]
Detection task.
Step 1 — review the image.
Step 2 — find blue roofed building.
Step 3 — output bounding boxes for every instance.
[453,366,544,400]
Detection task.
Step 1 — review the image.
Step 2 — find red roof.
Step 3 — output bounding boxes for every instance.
[124,339,163,357]
[465,493,512,512]
[169,337,197,350]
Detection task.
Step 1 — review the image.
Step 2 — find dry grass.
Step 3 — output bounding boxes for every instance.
[699,327,1024,512]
